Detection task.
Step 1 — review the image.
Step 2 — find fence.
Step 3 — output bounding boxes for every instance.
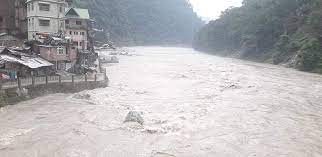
[0,73,107,90]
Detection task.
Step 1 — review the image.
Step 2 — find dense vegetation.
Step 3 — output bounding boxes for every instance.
[194,0,322,72]
[74,0,203,46]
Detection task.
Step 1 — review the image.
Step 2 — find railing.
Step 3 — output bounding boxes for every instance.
[66,25,87,30]
[0,73,107,90]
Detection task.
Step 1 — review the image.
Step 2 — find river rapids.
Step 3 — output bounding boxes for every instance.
[0,47,321,157]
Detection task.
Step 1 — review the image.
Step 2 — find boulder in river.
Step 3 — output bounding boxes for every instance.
[124,111,144,125]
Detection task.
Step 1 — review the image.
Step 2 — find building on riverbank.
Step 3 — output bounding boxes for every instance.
[0,47,54,78]
[37,38,77,71]
[0,0,98,78]
[65,8,90,51]
[64,7,98,73]
[26,0,67,40]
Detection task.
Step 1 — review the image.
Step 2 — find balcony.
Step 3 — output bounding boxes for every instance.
[65,24,87,30]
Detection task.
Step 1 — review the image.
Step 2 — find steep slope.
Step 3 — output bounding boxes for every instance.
[194,0,322,73]
[74,0,203,46]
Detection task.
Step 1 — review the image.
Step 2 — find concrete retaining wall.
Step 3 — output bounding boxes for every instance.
[0,80,108,107]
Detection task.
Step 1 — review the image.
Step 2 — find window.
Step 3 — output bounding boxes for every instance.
[27,4,30,12]
[73,41,78,46]
[65,20,69,24]
[32,18,34,27]
[60,20,64,28]
[0,17,3,23]
[39,19,50,26]
[59,6,63,13]
[28,19,31,26]
[76,21,82,25]
[69,31,72,35]
[81,32,85,36]
[32,3,34,11]
[57,47,64,55]
[74,31,78,35]
[39,3,50,11]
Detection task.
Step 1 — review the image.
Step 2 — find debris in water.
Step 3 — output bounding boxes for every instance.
[151,151,176,157]
[143,127,159,134]
[179,74,188,78]
[220,84,242,92]
[73,93,91,100]
[0,128,34,146]
[135,91,148,95]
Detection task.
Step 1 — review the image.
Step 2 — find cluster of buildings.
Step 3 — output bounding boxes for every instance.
[0,0,98,79]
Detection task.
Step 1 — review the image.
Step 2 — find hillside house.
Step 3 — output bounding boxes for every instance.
[0,47,53,78]
[37,37,77,71]
[64,8,90,51]
[26,0,67,40]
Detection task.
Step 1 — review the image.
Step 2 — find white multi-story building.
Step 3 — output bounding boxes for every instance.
[26,0,67,40]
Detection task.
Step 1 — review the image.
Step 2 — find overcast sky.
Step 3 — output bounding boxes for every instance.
[189,0,243,20]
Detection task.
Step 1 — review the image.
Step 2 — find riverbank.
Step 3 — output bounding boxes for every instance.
[194,47,322,74]
[0,75,108,107]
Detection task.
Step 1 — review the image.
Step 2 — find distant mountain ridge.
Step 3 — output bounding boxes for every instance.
[74,0,203,46]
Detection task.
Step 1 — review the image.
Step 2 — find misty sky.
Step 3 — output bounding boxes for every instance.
[189,0,243,20]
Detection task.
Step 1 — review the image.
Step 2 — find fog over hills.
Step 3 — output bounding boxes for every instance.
[74,0,203,46]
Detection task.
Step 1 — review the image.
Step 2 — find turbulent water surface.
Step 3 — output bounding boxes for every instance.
[0,47,322,157]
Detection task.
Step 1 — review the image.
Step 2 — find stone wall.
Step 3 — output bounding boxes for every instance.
[0,80,108,107]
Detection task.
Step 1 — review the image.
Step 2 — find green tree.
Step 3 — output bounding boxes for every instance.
[194,0,322,72]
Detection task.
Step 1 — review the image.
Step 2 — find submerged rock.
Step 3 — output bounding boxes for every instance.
[124,111,144,125]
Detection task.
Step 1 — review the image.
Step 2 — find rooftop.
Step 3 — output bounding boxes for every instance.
[0,55,53,69]
[26,0,67,4]
[0,47,53,69]
[65,8,90,20]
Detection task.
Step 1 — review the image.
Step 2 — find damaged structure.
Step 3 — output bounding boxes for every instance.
[0,47,53,78]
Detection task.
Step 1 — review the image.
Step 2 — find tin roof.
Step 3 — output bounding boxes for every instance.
[0,55,53,69]
[65,8,90,20]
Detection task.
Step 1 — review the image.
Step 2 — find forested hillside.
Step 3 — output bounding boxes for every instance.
[73,0,203,46]
[194,0,322,73]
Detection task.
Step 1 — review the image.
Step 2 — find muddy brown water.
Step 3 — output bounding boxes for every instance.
[0,47,321,157]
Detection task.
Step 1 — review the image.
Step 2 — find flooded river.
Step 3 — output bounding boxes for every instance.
[0,47,322,157]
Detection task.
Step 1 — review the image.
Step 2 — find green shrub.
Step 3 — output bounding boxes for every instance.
[296,38,322,71]
[0,92,8,107]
